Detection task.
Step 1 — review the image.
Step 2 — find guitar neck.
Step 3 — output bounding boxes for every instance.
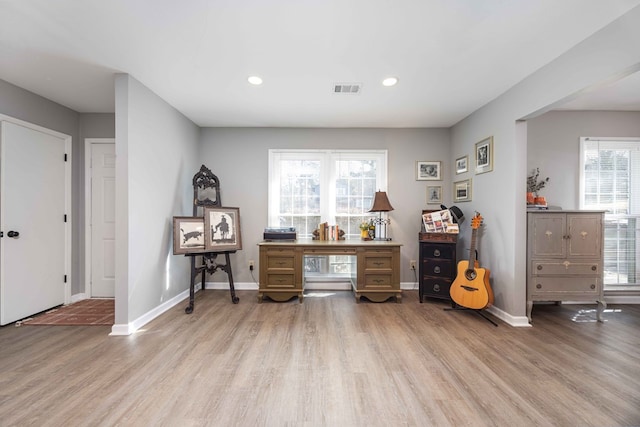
[468,228,478,266]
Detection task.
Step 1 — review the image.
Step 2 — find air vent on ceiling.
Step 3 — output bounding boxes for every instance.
[333,83,362,94]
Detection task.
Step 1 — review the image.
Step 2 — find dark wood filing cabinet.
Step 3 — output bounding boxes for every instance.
[419,235,457,303]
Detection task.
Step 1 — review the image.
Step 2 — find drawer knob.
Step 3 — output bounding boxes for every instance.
[373,261,384,266]
[434,266,441,274]
[590,284,596,289]
[433,284,441,292]
[433,249,441,257]
[536,284,542,289]
[591,265,597,271]
[537,265,543,270]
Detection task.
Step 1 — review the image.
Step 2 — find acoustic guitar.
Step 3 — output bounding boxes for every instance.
[450,212,494,310]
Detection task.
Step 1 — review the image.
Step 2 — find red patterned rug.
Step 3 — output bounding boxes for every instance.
[23,299,114,326]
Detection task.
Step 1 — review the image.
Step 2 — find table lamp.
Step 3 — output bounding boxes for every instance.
[369,191,394,240]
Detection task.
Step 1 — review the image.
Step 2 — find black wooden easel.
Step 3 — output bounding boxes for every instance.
[185,165,239,314]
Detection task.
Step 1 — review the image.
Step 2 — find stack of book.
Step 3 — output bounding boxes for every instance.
[317,222,342,240]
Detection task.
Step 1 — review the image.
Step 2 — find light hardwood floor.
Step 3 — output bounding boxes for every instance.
[1,290,639,426]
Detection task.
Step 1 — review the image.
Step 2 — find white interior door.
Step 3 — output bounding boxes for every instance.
[1,121,68,325]
[89,142,116,298]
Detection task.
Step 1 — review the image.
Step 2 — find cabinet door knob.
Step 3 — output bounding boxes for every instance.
[537,265,543,270]
[536,284,542,289]
[590,284,596,289]
[433,249,441,257]
[591,265,597,271]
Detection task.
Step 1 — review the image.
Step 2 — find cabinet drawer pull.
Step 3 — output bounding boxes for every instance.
[591,265,597,271]
[433,249,441,257]
[590,284,596,289]
[434,266,441,274]
[536,284,542,289]
[373,261,384,267]
[537,265,543,270]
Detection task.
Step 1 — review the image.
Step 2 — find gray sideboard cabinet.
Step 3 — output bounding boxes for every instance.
[526,210,606,322]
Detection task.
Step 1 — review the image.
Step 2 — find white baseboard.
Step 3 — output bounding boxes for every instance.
[485,305,531,327]
[110,283,202,336]
[70,293,87,303]
[205,281,258,290]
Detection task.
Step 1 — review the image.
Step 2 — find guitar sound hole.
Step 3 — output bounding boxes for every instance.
[464,269,477,281]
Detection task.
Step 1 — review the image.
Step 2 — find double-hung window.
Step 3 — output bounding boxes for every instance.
[268,149,388,238]
[580,137,640,290]
[268,149,388,282]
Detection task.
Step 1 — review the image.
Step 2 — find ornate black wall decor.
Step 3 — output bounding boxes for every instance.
[192,164,221,212]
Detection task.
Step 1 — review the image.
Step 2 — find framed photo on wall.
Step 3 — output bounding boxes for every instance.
[427,185,442,204]
[173,217,206,254]
[455,155,468,174]
[475,136,494,174]
[416,160,441,181]
[453,179,472,203]
[204,207,242,251]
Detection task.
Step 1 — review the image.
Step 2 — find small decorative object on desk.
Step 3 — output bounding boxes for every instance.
[527,167,549,206]
[359,221,372,240]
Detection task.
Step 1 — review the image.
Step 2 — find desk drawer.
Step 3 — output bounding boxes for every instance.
[264,273,297,289]
[266,248,295,257]
[363,273,393,289]
[305,248,357,256]
[365,256,393,270]
[267,256,295,270]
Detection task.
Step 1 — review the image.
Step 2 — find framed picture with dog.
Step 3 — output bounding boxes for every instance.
[204,207,242,252]
[173,216,206,254]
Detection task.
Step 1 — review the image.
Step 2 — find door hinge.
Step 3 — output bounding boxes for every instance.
[64,275,67,283]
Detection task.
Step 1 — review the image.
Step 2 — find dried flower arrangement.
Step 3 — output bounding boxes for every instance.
[527,168,549,196]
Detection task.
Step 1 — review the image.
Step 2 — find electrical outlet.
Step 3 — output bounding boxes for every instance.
[248,260,254,271]
[410,260,417,270]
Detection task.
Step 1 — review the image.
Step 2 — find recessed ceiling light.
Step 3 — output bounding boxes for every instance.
[248,76,263,85]
[382,77,398,87]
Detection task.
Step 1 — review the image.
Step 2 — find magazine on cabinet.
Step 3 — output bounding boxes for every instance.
[422,209,459,234]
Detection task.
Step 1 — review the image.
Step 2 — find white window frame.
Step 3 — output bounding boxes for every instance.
[579,137,640,290]
[268,149,388,236]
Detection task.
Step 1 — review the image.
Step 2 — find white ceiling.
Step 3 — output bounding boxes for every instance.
[1,0,639,128]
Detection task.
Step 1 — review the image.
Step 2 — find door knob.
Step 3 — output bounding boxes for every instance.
[7,231,19,238]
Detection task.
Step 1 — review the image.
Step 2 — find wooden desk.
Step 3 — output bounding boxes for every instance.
[258,240,402,303]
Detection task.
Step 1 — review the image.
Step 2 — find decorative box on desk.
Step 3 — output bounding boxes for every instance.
[419,209,459,304]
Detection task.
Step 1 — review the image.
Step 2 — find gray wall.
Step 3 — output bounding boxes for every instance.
[528,110,640,210]
[199,127,451,285]
[114,74,200,327]
[450,6,640,323]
